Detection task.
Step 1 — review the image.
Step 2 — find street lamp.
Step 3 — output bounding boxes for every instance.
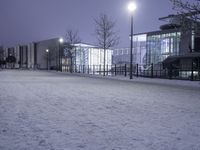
[59,38,64,43]
[128,2,137,12]
[58,38,64,72]
[46,49,49,70]
[128,1,137,79]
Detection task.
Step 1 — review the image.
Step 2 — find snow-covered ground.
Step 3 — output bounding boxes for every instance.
[0,70,200,150]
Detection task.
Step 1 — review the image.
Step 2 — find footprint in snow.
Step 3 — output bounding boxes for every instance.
[39,139,46,146]
[77,144,86,148]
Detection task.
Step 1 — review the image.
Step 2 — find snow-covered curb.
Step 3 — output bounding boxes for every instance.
[1,69,199,89]
[56,72,200,89]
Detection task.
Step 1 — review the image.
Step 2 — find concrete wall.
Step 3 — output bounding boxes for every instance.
[14,46,20,68]
[180,30,192,55]
[4,38,60,70]
[35,38,59,69]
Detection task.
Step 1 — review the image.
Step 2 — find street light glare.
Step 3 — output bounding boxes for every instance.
[128,2,137,12]
[46,49,49,52]
[59,38,64,43]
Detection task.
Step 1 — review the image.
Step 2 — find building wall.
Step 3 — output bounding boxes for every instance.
[4,38,60,70]
[113,29,193,67]
[113,34,147,67]
[29,43,35,69]
[4,48,8,58]
[15,46,20,68]
[18,45,28,68]
[35,38,59,69]
[146,30,181,65]
[4,41,110,71]
[113,48,129,64]
[0,46,5,61]
[74,44,113,67]
[180,30,192,55]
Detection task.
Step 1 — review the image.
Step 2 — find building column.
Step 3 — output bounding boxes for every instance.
[15,46,20,68]
[5,48,8,58]
[33,43,37,69]
[27,44,31,69]
[29,43,34,69]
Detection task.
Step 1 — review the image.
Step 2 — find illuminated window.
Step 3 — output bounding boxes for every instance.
[161,38,170,53]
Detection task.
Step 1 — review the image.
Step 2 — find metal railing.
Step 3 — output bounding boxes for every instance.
[61,64,200,81]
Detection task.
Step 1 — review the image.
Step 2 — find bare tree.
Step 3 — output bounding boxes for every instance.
[94,14,119,76]
[0,46,5,68]
[65,29,81,72]
[0,46,4,60]
[169,0,200,33]
[170,0,200,18]
[65,29,81,45]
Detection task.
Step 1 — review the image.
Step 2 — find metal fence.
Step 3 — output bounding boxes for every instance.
[61,64,200,81]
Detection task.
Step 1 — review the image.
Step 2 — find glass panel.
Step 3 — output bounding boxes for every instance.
[146,31,181,65]
[133,34,147,67]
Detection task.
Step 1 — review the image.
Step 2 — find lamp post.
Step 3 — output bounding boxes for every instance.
[46,49,49,70]
[58,38,64,72]
[128,1,137,79]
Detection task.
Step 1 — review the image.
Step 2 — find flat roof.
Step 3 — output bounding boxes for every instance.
[133,28,180,36]
[163,52,200,64]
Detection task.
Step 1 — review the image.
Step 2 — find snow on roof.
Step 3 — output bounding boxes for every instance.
[73,43,98,48]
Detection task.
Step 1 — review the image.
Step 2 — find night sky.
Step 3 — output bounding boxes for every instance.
[0,0,175,47]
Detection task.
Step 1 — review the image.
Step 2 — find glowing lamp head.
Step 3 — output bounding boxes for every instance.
[128,2,137,12]
[46,49,49,52]
[59,38,64,43]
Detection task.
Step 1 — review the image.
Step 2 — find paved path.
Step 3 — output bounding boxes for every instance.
[0,70,200,150]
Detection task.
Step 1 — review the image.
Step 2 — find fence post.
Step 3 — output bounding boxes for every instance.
[169,64,172,79]
[136,64,139,77]
[191,59,194,81]
[70,64,73,73]
[151,63,153,78]
[74,65,76,73]
[88,65,89,74]
[198,59,200,80]
[115,64,117,76]
[111,65,113,75]
[125,64,127,77]
[99,65,101,75]
[107,64,108,75]
[75,65,76,73]
[160,63,162,78]
[93,65,95,75]
[83,65,85,74]
[119,65,121,75]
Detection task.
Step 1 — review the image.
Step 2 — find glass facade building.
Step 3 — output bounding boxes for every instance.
[112,34,147,66]
[113,29,182,69]
[133,34,147,66]
[73,43,112,67]
[146,30,181,65]
[61,43,113,72]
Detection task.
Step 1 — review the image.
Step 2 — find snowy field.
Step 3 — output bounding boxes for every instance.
[0,70,200,150]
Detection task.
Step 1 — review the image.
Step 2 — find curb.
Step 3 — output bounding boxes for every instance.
[58,72,200,90]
